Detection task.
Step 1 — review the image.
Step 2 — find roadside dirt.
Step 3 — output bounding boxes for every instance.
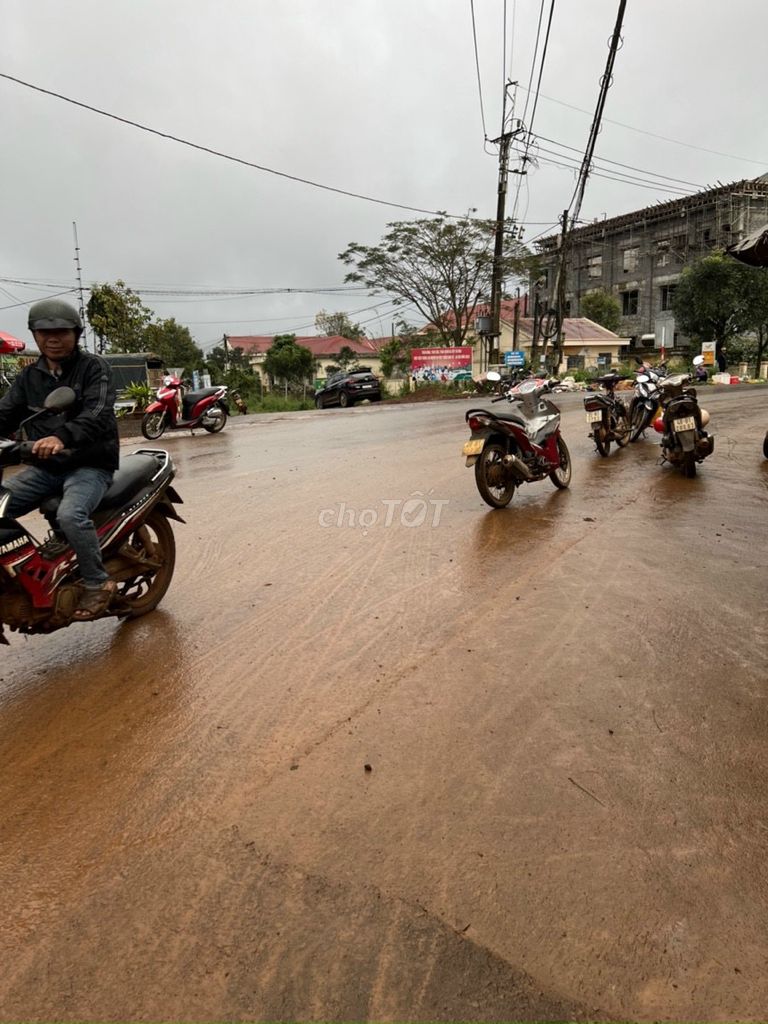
[1,390,766,1021]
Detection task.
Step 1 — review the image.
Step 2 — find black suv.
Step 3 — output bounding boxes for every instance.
[314,367,381,409]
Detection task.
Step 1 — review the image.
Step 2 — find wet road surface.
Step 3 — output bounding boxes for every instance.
[1,389,767,1021]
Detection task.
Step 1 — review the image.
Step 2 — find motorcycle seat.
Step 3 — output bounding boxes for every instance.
[184,388,220,403]
[492,411,527,425]
[595,372,621,386]
[40,455,161,519]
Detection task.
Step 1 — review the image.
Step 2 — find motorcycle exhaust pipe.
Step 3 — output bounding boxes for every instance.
[502,453,533,481]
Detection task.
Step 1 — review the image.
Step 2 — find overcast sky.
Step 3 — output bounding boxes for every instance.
[2,0,766,353]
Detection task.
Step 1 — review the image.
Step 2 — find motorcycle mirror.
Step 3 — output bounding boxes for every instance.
[43,386,77,411]
[486,371,502,382]
[636,373,650,383]
[692,355,704,366]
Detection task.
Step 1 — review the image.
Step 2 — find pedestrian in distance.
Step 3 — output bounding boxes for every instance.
[0,299,120,620]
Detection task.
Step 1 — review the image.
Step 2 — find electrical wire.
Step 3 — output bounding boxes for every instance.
[513,142,692,195]
[0,72,471,220]
[469,0,489,141]
[531,133,704,189]
[515,83,767,167]
[0,288,76,311]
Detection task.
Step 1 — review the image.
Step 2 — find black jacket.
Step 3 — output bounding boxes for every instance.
[0,349,119,473]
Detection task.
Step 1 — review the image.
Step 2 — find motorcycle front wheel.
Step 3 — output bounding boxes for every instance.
[474,442,516,508]
[115,508,176,618]
[203,406,227,433]
[141,411,166,440]
[549,436,572,489]
[629,401,649,442]
[614,406,632,448]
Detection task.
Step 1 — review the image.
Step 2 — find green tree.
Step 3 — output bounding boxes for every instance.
[263,334,316,387]
[579,289,621,333]
[671,252,758,362]
[87,280,153,353]
[314,310,366,340]
[205,342,253,377]
[143,318,204,372]
[377,320,424,377]
[339,215,530,346]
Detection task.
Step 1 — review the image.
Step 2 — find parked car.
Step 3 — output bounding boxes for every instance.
[314,367,381,409]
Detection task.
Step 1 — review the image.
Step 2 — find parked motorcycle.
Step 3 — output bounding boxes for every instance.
[141,374,229,440]
[0,387,184,643]
[653,356,714,477]
[628,358,667,441]
[583,372,632,456]
[230,389,248,415]
[462,372,571,508]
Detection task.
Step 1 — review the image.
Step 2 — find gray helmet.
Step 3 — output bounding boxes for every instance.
[28,298,83,333]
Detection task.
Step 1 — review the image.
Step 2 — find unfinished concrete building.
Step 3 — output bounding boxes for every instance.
[533,175,768,353]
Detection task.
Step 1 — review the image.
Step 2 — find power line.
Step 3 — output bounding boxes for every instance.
[516,83,767,167]
[0,288,76,312]
[469,0,488,140]
[514,142,692,195]
[0,72,472,220]
[525,0,556,146]
[531,133,704,189]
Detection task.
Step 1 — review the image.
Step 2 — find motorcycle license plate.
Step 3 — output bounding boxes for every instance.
[462,439,485,456]
[672,416,696,431]
[585,410,603,424]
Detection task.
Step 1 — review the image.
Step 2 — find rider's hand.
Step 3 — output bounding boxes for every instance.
[32,435,65,459]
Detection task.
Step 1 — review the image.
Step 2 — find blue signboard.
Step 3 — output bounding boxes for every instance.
[504,350,525,367]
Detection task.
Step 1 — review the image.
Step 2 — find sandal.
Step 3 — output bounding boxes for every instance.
[72,580,118,621]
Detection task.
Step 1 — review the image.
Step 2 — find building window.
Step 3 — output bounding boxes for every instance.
[567,355,584,370]
[656,239,670,267]
[660,284,677,311]
[587,254,602,278]
[622,290,639,316]
[623,247,639,273]
[597,352,612,366]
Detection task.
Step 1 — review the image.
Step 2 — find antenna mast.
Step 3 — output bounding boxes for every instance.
[72,221,90,351]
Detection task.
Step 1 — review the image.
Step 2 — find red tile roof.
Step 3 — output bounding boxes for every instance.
[226,335,381,358]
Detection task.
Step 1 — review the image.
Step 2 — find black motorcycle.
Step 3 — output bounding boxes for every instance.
[583,372,631,456]
[656,356,714,477]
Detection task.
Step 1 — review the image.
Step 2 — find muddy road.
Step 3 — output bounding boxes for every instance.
[1,389,767,1021]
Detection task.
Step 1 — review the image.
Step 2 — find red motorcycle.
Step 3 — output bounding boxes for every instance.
[0,387,184,643]
[462,373,571,508]
[141,374,229,440]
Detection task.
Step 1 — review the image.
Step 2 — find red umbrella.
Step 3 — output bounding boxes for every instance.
[0,330,26,354]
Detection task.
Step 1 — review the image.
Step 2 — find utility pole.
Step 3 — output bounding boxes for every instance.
[547,0,627,376]
[481,82,524,372]
[223,332,230,372]
[72,221,90,352]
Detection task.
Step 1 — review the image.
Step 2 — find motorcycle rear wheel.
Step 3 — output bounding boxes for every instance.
[474,442,516,508]
[141,411,166,440]
[115,508,176,618]
[549,436,572,489]
[203,406,227,433]
[594,424,611,457]
[682,450,697,478]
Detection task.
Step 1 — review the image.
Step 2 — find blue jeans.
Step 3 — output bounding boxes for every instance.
[3,465,113,588]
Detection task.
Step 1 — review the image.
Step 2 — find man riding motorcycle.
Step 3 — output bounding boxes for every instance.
[0,299,119,620]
